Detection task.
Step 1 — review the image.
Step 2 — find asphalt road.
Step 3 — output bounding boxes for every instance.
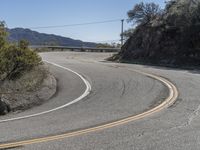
[0,52,200,150]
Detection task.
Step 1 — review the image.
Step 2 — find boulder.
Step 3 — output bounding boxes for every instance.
[0,98,10,115]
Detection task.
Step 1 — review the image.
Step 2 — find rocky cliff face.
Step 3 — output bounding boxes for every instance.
[117,0,200,66]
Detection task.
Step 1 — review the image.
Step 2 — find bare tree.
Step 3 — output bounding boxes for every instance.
[127,2,162,25]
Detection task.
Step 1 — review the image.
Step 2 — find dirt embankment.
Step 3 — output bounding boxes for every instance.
[0,65,57,115]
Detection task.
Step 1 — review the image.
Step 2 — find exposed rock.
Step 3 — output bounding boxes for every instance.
[115,0,200,67]
[0,98,10,115]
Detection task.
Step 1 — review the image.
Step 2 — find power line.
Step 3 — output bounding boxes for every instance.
[28,19,122,29]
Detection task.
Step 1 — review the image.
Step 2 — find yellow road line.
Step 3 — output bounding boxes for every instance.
[0,69,178,149]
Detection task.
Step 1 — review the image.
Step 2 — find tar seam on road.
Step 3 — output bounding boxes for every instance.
[0,62,178,149]
[0,60,92,123]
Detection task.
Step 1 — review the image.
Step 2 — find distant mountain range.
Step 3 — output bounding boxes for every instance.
[7,28,97,47]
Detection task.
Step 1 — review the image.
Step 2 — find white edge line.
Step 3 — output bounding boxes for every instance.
[0,63,179,148]
[0,60,91,123]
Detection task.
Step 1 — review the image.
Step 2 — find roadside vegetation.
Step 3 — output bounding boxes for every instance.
[0,22,41,80]
[96,43,121,49]
[0,21,56,115]
[113,0,200,67]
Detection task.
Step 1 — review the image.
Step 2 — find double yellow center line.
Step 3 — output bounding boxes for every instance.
[0,69,178,149]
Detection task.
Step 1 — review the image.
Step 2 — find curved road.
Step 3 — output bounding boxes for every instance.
[0,52,200,150]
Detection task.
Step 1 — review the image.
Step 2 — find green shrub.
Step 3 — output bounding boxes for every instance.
[0,43,41,80]
[0,21,8,49]
[19,39,29,50]
[0,21,41,80]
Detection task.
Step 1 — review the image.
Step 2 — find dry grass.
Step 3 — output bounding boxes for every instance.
[0,65,48,94]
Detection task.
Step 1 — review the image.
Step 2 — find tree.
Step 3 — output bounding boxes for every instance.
[0,21,7,48]
[127,2,162,25]
[96,43,115,48]
[19,39,29,50]
[165,0,176,11]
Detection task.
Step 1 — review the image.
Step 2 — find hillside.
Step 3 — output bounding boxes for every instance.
[7,28,96,47]
[114,0,200,67]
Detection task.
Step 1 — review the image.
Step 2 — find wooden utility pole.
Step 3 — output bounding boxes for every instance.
[121,19,124,48]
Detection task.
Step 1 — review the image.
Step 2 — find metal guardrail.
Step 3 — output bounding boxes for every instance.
[30,45,120,52]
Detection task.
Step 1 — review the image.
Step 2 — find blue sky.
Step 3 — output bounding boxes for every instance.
[1,0,166,43]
